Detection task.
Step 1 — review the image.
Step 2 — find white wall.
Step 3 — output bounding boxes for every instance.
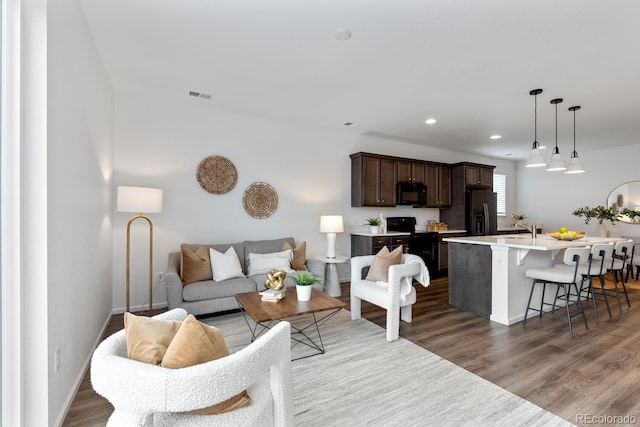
[48,0,114,424]
[516,144,640,238]
[113,93,517,311]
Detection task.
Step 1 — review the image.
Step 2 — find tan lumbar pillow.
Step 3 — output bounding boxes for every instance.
[161,314,251,415]
[124,312,182,365]
[180,245,212,285]
[282,240,308,271]
[366,245,404,282]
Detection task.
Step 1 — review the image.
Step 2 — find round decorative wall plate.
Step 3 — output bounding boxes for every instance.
[243,182,278,219]
[196,155,238,194]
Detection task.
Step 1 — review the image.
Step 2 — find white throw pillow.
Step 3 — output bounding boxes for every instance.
[209,247,245,281]
[247,249,293,276]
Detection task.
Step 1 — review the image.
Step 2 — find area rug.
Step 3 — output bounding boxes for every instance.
[203,310,573,427]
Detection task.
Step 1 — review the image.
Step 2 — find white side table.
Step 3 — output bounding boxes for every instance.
[314,256,349,297]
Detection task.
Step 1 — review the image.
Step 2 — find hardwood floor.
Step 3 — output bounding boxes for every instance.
[63,278,640,426]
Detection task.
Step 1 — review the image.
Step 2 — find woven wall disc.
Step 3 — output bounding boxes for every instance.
[196,155,238,194]
[243,182,278,219]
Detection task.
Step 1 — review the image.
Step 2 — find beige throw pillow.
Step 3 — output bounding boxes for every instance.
[161,315,251,415]
[282,240,308,271]
[180,245,213,285]
[365,245,403,282]
[124,312,182,365]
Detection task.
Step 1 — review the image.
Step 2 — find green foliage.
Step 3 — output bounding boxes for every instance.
[620,207,640,223]
[572,205,617,225]
[289,271,322,286]
[511,213,527,222]
[365,217,382,226]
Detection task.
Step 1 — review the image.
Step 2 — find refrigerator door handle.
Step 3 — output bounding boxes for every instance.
[482,202,490,236]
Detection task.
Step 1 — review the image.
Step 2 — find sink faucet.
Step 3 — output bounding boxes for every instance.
[517,223,537,239]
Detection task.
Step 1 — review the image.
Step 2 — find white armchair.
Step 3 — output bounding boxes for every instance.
[350,254,427,341]
[91,308,294,427]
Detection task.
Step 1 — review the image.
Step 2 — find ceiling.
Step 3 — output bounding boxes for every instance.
[78,0,640,161]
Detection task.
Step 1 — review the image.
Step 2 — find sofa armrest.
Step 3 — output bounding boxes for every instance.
[166,252,183,310]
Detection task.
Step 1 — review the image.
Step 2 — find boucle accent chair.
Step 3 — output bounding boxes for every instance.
[350,253,429,342]
[91,309,294,426]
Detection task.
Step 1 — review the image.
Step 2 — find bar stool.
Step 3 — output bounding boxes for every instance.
[577,243,614,324]
[608,239,633,310]
[524,247,590,339]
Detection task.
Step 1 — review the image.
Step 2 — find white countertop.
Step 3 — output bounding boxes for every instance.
[436,229,466,234]
[350,231,411,237]
[443,234,626,251]
[351,229,467,237]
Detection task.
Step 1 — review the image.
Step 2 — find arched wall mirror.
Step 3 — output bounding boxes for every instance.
[607,181,640,224]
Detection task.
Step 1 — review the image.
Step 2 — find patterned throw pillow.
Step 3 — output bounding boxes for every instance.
[246,249,293,276]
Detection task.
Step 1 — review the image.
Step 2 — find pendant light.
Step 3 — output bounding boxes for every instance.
[565,105,585,174]
[525,89,547,167]
[546,98,567,171]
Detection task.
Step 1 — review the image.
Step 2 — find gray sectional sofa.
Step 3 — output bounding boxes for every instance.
[166,237,322,316]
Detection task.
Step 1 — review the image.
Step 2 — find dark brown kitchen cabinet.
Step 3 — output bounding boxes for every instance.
[397,160,426,184]
[425,163,451,208]
[463,164,494,189]
[351,153,397,207]
[351,234,409,257]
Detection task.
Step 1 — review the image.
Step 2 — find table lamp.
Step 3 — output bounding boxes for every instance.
[117,186,163,315]
[320,215,344,259]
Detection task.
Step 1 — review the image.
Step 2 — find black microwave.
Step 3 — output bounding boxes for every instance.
[396,182,427,206]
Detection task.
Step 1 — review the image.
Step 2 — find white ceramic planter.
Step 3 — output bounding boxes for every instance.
[296,285,312,301]
[370,225,379,235]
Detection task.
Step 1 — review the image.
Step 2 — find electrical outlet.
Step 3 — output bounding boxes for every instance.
[158,272,164,282]
[55,348,61,373]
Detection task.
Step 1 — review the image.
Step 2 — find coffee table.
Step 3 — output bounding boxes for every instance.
[235,287,346,360]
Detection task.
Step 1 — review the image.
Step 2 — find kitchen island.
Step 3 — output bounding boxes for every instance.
[443,234,626,325]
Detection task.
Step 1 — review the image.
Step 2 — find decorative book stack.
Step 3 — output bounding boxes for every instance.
[259,288,286,302]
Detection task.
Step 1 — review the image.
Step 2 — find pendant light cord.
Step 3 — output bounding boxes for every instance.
[555,101,558,150]
[534,93,537,141]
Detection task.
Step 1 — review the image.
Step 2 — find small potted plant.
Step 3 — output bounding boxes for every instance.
[365,217,382,235]
[289,272,322,301]
[511,213,527,226]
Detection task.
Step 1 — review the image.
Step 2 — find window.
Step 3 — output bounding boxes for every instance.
[494,173,506,216]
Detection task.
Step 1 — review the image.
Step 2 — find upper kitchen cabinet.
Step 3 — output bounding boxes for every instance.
[455,162,495,189]
[397,160,426,184]
[351,152,397,207]
[425,163,451,208]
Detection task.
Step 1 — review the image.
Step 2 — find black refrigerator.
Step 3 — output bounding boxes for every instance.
[466,191,498,236]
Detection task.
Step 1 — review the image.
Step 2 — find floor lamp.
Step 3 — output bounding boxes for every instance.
[117,186,163,315]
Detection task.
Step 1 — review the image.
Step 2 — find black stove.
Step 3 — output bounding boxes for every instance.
[386,217,439,274]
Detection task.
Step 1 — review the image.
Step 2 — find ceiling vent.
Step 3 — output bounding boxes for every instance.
[343,121,358,127]
[189,91,212,99]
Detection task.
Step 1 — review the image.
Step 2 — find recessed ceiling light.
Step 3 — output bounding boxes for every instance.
[425,118,437,125]
[490,135,502,140]
[335,29,352,41]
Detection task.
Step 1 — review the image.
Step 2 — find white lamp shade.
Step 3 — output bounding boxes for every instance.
[525,148,546,167]
[565,157,585,174]
[546,153,567,171]
[320,215,344,233]
[117,186,163,213]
